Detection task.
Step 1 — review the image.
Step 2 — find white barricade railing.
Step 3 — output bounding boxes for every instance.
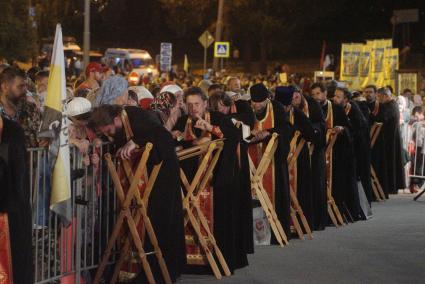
[29,144,118,284]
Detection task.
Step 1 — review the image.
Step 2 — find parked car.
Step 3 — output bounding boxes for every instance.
[103,48,158,85]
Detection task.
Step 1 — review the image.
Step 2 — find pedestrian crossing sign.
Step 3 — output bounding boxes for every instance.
[214,42,230,58]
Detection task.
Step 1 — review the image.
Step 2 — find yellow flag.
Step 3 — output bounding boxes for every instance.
[184,54,189,73]
[39,24,71,224]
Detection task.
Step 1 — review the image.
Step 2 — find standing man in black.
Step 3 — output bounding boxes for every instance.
[0,115,34,284]
[377,87,406,194]
[364,85,389,198]
[333,87,372,210]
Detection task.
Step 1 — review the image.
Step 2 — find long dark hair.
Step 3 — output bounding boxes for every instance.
[208,91,232,111]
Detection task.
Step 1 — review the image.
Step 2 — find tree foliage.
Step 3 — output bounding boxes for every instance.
[0,0,37,61]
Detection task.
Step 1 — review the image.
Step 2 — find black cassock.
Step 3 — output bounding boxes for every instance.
[228,100,255,255]
[289,106,318,229]
[173,111,248,272]
[113,107,186,284]
[368,100,390,198]
[347,101,374,204]
[323,102,364,221]
[381,100,406,193]
[305,96,327,231]
[0,117,34,284]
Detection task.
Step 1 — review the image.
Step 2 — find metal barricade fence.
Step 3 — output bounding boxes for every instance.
[29,144,118,284]
[409,121,425,199]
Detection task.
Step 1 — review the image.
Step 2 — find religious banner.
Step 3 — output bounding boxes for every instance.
[368,39,392,87]
[340,43,361,88]
[359,43,372,88]
[383,48,399,90]
[396,71,418,96]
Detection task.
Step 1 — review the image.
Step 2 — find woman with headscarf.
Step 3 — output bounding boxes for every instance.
[94,75,129,106]
[151,84,186,131]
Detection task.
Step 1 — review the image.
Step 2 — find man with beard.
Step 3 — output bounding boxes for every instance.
[0,67,41,147]
[0,115,34,284]
[76,62,104,91]
[172,87,248,272]
[311,83,364,221]
[90,105,186,283]
[248,83,291,237]
[208,91,255,254]
[275,86,316,229]
[364,85,389,198]
[333,88,373,209]
[377,87,406,194]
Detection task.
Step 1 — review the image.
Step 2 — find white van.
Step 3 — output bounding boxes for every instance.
[103,48,158,84]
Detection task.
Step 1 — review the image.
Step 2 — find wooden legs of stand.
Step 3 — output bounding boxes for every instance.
[94,145,171,284]
[248,134,289,247]
[370,123,386,201]
[371,166,386,201]
[178,141,231,280]
[326,130,345,227]
[287,136,313,240]
[252,177,289,246]
[289,189,313,240]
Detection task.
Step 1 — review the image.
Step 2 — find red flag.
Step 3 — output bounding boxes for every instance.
[320,40,327,69]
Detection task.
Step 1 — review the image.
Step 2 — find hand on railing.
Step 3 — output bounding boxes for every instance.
[116,139,138,160]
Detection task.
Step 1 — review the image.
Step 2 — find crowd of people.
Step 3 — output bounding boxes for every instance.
[0,59,419,283]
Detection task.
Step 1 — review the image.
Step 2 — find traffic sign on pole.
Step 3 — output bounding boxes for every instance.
[198,30,215,75]
[214,42,230,58]
[160,42,172,72]
[198,30,215,49]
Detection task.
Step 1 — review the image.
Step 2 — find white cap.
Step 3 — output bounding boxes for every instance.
[160,84,183,95]
[225,91,238,98]
[128,86,153,101]
[65,97,92,117]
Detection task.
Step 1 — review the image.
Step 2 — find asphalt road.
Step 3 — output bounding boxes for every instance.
[179,193,425,284]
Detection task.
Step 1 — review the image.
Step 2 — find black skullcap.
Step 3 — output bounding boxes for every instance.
[275,86,296,106]
[249,83,269,102]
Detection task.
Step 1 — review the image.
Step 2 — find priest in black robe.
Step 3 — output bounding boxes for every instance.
[311,83,364,221]
[172,87,248,272]
[208,91,255,255]
[364,85,390,198]
[303,93,328,231]
[0,116,34,284]
[377,87,406,194]
[248,83,292,237]
[275,86,316,229]
[333,88,374,204]
[90,105,186,283]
